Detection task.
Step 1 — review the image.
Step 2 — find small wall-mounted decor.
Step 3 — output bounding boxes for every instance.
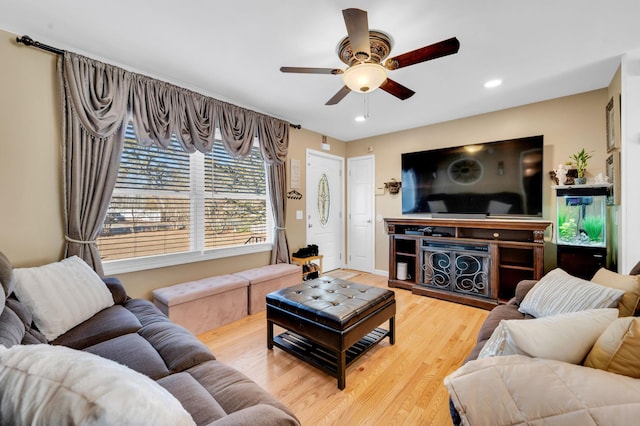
[549,167,578,185]
[606,97,618,152]
[287,189,302,200]
[384,178,402,194]
[606,152,621,205]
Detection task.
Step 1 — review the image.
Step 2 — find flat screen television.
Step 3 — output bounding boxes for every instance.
[401,135,543,217]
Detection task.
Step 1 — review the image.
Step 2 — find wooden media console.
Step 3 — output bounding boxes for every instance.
[385,217,551,309]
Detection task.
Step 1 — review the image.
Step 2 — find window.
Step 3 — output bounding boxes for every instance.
[98,122,271,273]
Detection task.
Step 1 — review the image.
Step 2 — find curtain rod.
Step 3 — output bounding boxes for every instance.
[16,35,65,55]
[16,34,303,129]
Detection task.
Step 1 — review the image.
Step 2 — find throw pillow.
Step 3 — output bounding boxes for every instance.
[591,268,640,317]
[584,317,640,378]
[478,308,619,364]
[0,344,194,425]
[518,268,625,318]
[13,256,114,341]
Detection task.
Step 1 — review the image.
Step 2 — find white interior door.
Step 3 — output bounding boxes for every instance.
[348,155,375,272]
[306,150,344,272]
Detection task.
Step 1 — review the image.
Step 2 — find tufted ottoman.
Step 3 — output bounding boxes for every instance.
[266,276,396,389]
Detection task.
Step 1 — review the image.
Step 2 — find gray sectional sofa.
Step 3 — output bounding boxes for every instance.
[0,252,300,425]
[447,263,640,425]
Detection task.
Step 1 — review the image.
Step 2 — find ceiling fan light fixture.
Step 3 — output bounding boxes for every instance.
[343,63,387,93]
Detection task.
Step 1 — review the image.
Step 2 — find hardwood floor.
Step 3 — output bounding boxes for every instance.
[197,271,489,425]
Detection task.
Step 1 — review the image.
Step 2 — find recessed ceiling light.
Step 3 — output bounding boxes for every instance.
[355,116,366,122]
[484,79,502,88]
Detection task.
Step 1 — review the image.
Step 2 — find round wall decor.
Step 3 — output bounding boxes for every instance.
[447,158,484,185]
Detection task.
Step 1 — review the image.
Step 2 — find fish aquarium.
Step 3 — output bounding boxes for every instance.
[555,186,610,248]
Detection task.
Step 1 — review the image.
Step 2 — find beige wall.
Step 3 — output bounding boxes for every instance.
[346,89,609,272]
[0,26,614,298]
[0,32,64,267]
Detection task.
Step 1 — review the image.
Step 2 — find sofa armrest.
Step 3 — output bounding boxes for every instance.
[514,279,538,305]
[102,277,128,305]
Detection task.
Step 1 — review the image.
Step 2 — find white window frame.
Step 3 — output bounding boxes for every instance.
[102,138,273,276]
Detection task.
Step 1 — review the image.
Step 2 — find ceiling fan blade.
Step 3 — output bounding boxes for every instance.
[380,78,415,100]
[342,8,371,61]
[280,67,343,75]
[325,86,351,105]
[384,37,460,70]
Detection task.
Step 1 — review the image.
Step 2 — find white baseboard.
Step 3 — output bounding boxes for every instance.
[374,269,389,277]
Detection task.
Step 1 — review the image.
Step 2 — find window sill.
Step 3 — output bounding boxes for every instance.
[102,243,273,275]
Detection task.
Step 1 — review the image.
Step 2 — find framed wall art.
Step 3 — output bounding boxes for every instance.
[606,151,621,205]
[606,97,618,152]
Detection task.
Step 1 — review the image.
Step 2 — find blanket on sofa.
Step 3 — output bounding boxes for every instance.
[445,355,640,425]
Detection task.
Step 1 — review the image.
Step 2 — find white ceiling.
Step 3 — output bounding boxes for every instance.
[2,0,640,141]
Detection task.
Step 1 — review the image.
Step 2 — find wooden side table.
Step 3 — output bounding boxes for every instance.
[291,255,323,280]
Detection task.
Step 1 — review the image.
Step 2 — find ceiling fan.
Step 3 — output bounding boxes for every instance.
[280,8,460,105]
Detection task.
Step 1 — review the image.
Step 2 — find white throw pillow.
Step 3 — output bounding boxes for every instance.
[478,308,618,364]
[519,268,625,318]
[13,256,114,341]
[0,344,194,425]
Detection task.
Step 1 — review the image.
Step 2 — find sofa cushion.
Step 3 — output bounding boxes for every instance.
[13,256,114,341]
[158,372,228,425]
[519,268,625,318]
[0,344,194,426]
[52,304,142,350]
[187,360,300,425]
[478,308,618,364]
[590,268,640,317]
[139,321,215,373]
[584,316,640,378]
[125,298,178,326]
[84,333,171,380]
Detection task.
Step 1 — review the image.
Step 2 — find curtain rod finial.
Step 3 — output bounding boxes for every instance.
[16,35,35,46]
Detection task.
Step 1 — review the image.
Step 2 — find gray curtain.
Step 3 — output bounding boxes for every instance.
[59,52,292,273]
[60,53,130,275]
[258,116,290,264]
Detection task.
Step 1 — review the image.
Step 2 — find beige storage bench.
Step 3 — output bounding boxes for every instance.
[152,274,250,335]
[233,263,302,314]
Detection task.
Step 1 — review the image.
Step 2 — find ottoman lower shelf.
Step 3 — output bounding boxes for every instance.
[272,327,391,384]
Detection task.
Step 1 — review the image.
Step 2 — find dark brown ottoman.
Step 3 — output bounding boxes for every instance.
[266,276,396,389]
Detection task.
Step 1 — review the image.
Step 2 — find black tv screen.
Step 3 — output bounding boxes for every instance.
[401,135,543,217]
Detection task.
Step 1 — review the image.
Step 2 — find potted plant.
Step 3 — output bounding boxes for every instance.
[569,148,592,184]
